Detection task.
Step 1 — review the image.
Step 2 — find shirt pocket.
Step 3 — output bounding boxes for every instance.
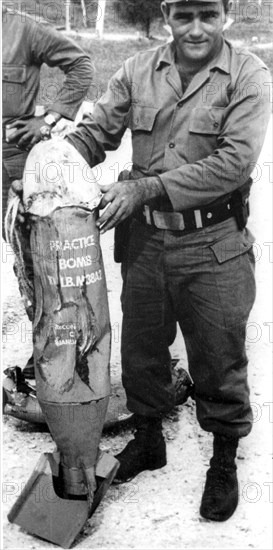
[129,105,159,170]
[2,65,27,118]
[189,107,226,135]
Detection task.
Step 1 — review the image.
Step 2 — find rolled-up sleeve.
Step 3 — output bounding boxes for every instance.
[32,23,94,120]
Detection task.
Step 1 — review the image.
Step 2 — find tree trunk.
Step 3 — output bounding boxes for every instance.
[80,0,87,28]
[96,0,107,39]
[145,17,151,38]
[65,0,70,32]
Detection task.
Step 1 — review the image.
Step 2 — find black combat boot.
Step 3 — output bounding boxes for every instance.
[200,433,239,521]
[114,415,167,483]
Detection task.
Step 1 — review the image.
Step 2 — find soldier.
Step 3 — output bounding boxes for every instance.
[66,0,270,521]
[2,4,93,378]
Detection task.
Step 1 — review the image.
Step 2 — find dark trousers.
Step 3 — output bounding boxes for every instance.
[121,216,255,438]
[2,142,28,233]
[2,142,34,319]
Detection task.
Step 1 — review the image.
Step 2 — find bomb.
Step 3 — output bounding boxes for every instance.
[6,139,119,548]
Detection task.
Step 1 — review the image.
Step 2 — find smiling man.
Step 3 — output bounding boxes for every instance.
[164,0,225,63]
[66,0,271,522]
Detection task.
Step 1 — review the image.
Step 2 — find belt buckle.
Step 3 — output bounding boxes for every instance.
[153,211,185,231]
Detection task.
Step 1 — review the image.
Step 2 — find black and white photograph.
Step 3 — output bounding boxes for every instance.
[1,1,272,549]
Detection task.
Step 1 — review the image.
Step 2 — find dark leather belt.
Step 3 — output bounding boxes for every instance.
[138,196,244,232]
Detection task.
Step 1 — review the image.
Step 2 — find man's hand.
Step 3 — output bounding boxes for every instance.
[6,116,49,149]
[97,176,166,233]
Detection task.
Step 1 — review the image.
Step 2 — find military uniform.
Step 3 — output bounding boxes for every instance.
[67,37,270,438]
[2,6,93,218]
[66,0,271,522]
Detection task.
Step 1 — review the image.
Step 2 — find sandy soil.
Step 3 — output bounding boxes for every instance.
[1,121,272,550]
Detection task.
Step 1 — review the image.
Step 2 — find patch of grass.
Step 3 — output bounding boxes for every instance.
[224,0,273,45]
[249,46,273,75]
[40,37,163,104]
[84,37,164,98]
[224,20,272,46]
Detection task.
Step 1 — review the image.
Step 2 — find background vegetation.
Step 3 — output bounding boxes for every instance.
[3,0,272,101]
[113,0,162,37]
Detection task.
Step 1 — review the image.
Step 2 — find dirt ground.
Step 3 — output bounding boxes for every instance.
[1,120,272,550]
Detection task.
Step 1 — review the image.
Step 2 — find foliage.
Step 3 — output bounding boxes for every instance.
[70,1,98,28]
[114,0,163,38]
[3,0,97,29]
[5,0,272,75]
[224,0,273,74]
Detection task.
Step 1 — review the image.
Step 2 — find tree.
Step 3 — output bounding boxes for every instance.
[114,0,163,38]
[69,0,97,28]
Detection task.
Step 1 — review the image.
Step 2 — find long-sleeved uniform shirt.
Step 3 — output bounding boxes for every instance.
[2,6,93,125]
[67,39,271,211]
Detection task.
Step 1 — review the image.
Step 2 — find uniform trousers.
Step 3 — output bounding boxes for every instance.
[121,215,255,438]
[2,142,33,318]
[2,142,28,232]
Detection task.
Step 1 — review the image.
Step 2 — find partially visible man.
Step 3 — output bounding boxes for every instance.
[2,4,93,210]
[66,0,270,521]
[2,4,93,377]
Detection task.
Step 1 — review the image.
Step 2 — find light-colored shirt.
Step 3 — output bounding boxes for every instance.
[2,7,93,125]
[67,39,271,211]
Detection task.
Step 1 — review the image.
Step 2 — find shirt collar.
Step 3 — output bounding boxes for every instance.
[155,42,176,70]
[155,39,230,75]
[211,40,230,74]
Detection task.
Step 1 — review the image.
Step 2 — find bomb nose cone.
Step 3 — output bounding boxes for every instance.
[23,139,102,216]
